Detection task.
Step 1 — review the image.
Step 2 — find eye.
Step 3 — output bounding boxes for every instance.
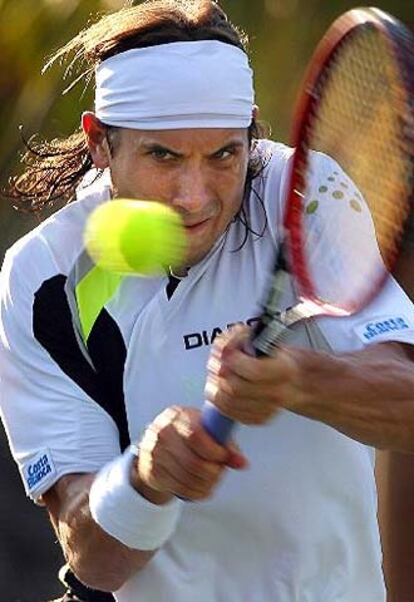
[146,146,178,162]
[213,149,232,160]
[212,146,238,161]
[150,148,173,160]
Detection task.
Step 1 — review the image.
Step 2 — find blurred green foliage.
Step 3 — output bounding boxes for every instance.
[0,0,413,252]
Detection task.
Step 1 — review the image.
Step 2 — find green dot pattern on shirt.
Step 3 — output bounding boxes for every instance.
[350,199,362,212]
[306,200,319,214]
[305,171,364,217]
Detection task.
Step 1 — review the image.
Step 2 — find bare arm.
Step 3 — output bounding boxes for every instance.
[282,341,414,451]
[207,328,414,452]
[43,407,246,592]
[376,450,414,602]
[43,473,157,592]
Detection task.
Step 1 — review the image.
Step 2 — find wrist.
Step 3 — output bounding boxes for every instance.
[89,447,182,550]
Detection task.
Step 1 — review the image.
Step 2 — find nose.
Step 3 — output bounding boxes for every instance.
[171,165,211,215]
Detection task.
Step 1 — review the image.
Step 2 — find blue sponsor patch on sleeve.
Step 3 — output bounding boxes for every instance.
[23,449,56,495]
[354,315,413,343]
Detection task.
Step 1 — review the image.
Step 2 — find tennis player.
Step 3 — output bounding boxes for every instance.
[2,2,414,601]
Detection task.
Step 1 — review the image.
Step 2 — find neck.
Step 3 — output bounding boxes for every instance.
[169,266,189,279]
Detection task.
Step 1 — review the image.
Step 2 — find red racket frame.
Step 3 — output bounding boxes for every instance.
[284,8,414,316]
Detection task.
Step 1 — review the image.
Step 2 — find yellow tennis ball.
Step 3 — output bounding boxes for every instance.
[84,199,186,275]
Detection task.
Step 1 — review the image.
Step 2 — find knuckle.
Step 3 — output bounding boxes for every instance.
[188,489,208,501]
[205,472,225,495]
[186,456,206,476]
[212,390,232,413]
[221,375,238,394]
[191,480,220,501]
[187,423,207,448]
[140,429,158,454]
[201,461,222,482]
[153,406,181,430]
[175,482,206,501]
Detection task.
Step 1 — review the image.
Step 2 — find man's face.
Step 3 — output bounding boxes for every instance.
[105,127,250,270]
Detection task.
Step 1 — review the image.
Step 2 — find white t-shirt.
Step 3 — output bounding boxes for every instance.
[1,140,414,602]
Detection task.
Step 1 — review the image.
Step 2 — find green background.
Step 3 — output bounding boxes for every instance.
[0,1,413,600]
[1,0,413,255]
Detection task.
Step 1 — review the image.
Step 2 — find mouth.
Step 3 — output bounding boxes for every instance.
[184,218,211,233]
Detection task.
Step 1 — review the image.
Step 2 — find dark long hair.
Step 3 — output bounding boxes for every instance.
[6,0,269,229]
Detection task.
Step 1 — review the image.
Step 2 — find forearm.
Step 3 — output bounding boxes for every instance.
[285,342,414,451]
[44,473,155,592]
[376,450,414,602]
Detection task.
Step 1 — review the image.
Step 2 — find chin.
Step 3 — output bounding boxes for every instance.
[186,249,208,268]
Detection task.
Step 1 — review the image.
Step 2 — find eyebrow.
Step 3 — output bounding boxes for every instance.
[140,139,246,158]
[209,141,245,157]
[140,142,183,157]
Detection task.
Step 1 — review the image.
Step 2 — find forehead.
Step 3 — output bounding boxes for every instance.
[119,127,249,151]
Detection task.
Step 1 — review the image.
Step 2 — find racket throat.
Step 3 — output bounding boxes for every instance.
[250,260,298,355]
[252,302,313,356]
[252,249,324,356]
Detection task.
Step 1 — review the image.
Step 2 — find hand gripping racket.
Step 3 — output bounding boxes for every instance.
[202,7,414,444]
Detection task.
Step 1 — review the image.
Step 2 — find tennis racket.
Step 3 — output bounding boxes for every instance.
[202,7,414,444]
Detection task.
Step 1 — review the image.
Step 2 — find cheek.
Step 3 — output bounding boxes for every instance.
[135,173,171,200]
[218,154,248,188]
[220,163,248,207]
[111,163,170,200]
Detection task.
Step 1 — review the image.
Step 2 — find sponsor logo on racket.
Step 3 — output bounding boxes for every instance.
[355,316,412,342]
[23,449,56,493]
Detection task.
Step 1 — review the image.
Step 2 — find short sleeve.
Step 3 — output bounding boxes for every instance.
[0,243,121,502]
[301,153,414,351]
[259,145,414,352]
[317,275,414,352]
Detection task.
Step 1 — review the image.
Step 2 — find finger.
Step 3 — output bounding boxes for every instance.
[222,407,276,425]
[173,410,231,464]
[147,406,230,464]
[220,347,298,384]
[205,378,281,425]
[156,455,222,498]
[139,429,224,497]
[143,414,231,484]
[155,442,228,500]
[171,409,249,471]
[206,368,278,405]
[172,474,223,501]
[144,455,217,500]
[165,440,225,485]
[226,440,249,469]
[207,326,252,381]
[219,402,278,425]
[210,324,250,361]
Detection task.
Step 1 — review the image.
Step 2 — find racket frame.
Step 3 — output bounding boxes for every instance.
[202,7,414,445]
[284,7,414,317]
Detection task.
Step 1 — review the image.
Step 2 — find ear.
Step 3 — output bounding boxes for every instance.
[252,104,260,121]
[82,112,111,169]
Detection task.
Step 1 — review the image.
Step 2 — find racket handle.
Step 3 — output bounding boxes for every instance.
[201,402,235,445]
[201,338,258,445]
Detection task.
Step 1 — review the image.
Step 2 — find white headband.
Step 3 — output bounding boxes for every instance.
[95,40,254,130]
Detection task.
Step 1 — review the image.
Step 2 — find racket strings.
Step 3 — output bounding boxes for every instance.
[300,22,414,310]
